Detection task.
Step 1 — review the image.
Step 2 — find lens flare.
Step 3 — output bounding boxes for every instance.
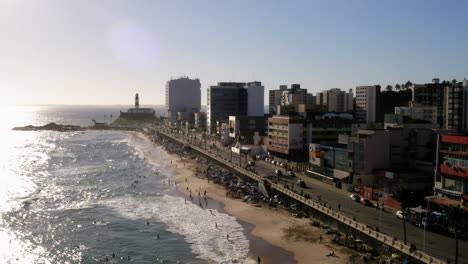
[107,20,159,70]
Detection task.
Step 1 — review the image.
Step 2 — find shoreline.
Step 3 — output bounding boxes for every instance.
[129,130,349,264]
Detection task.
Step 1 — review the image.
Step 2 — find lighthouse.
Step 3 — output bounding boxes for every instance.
[135,93,140,109]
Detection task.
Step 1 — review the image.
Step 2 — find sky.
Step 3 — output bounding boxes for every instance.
[1,0,468,106]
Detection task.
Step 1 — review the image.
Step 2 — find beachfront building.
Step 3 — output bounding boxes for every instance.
[194,112,207,129]
[119,93,156,120]
[267,115,312,161]
[207,81,264,135]
[165,77,201,124]
[443,80,468,131]
[427,133,468,210]
[355,85,382,124]
[228,115,267,145]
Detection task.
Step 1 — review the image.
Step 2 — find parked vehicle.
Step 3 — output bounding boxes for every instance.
[275,170,283,176]
[297,180,306,188]
[265,158,270,162]
[247,161,254,166]
[395,210,408,220]
[408,206,431,228]
[288,171,296,177]
[360,198,373,206]
[349,194,361,202]
[271,160,276,164]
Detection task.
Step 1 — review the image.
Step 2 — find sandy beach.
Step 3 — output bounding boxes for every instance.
[133,131,350,264]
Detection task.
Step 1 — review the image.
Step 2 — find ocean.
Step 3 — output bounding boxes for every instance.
[0,105,256,264]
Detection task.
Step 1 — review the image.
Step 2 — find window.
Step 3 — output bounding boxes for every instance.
[443,178,462,192]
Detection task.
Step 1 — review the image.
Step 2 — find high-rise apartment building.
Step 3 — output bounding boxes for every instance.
[326,88,354,112]
[269,85,287,114]
[412,78,445,126]
[280,84,308,106]
[165,77,201,123]
[207,81,264,134]
[444,80,468,131]
[355,85,381,123]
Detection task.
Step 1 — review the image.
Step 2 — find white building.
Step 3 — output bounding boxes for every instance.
[355,85,381,123]
[166,77,201,123]
[246,81,265,116]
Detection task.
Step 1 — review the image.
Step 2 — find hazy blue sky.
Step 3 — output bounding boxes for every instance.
[1,0,468,105]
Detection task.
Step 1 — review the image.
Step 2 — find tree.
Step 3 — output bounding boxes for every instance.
[452,79,458,84]
[385,85,393,92]
[447,204,464,264]
[394,188,411,245]
[395,84,401,91]
[405,81,413,90]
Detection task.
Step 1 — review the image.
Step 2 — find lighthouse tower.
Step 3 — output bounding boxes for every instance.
[135,93,140,109]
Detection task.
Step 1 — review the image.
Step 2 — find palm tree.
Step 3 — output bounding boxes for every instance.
[385,85,393,92]
[405,81,413,90]
[395,84,401,92]
[394,188,411,244]
[447,204,464,264]
[452,79,458,84]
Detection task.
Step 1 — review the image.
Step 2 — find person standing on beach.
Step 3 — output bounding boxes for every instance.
[257,257,261,264]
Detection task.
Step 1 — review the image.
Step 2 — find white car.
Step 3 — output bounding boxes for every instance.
[349,194,361,202]
[395,211,408,220]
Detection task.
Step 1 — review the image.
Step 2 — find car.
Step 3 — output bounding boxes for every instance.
[275,169,283,176]
[349,194,361,202]
[360,198,373,207]
[297,180,306,188]
[395,211,406,220]
[265,158,270,162]
[271,160,276,164]
[288,171,296,177]
[247,161,254,166]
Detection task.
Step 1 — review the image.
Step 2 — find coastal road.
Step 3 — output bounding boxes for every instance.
[165,130,466,264]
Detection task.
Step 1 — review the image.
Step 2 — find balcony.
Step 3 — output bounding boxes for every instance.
[439,164,468,179]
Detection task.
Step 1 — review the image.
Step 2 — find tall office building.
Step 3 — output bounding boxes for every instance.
[412,78,445,126]
[444,80,468,130]
[165,77,201,123]
[207,81,264,134]
[355,85,381,123]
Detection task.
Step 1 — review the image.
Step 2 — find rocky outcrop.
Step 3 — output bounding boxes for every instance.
[12,122,83,132]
